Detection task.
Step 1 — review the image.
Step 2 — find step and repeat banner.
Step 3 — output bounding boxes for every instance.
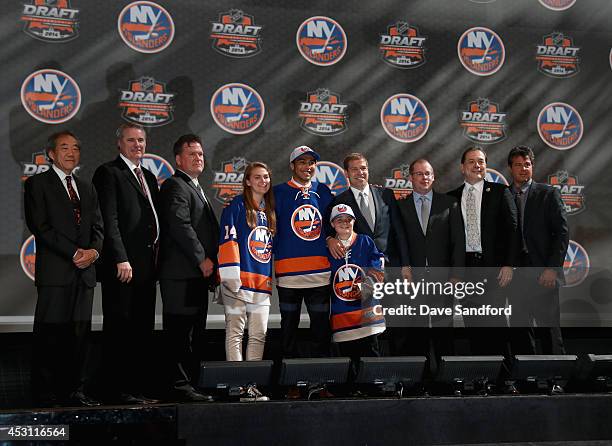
[1,0,611,330]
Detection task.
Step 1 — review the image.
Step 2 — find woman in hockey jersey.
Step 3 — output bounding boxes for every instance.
[218,162,276,374]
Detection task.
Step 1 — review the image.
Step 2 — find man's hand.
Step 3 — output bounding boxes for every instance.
[401,266,413,282]
[199,258,214,278]
[117,261,133,283]
[327,237,346,260]
[497,266,513,288]
[73,248,98,269]
[538,268,558,288]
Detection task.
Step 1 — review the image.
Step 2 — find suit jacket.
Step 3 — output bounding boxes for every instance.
[396,191,465,277]
[447,181,519,267]
[327,186,409,267]
[92,155,159,283]
[24,168,103,288]
[158,170,220,280]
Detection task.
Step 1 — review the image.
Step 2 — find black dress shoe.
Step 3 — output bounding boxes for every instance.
[119,393,159,405]
[173,385,214,402]
[70,391,101,407]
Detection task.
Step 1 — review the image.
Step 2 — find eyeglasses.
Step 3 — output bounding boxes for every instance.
[411,171,433,178]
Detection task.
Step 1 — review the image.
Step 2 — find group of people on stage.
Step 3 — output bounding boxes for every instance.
[24,122,568,406]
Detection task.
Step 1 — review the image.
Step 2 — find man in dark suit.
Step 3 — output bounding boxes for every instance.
[24,131,103,407]
[394,159,465,365]
[447,147,518,354]
[507,146,569,355]
[158,134,219,402]
[92,123,160,404]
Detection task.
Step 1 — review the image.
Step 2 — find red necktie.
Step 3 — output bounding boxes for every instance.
[65,176,81,225]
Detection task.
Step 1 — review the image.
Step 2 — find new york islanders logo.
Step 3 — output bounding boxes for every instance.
[384,165,413,199]
[312,161,349,196]
[536,32,580,78]
[296,16,347,66]
[210,83,265,135]
[563,240,590,287]
[20,235,36,281]
[381,94,429,143]
[460,98,507,144]
[21,151,50,181]
[118,1,174,53]
[212,157,249,204]
[141,153,174,186]
[248,226,273,263]
[333,263,365,301]
[379,21,426,69]
[21,69,81,124]
[21,0,79,42]
[119,77,175,127]
[457,27,505,76]
[539,0,576,11]
[485,168,509,186]
[210,9,262,58]
[537,102,583,150]
[548,170,585,215]
[291,204,322,241]
[299,89,348,136]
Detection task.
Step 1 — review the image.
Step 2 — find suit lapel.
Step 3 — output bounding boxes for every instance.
[370,187,384,232]
[480,181,491,232]
[116,157,147,198]
[524,181,538,231]
[44,169,76,228]
[176,170,205,206]
[345,190,372,236]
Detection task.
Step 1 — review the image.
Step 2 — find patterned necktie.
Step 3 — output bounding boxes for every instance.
[134,167,158,241]
[419,196,429,235]
[466,186,480,250]
[359,191,375,231]
[65,176,81,225]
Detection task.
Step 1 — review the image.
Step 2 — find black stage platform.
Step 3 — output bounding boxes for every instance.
[2,394,612,445]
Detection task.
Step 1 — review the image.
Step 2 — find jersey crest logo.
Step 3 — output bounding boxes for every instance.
[485,168,509,186]
[141,153,174,187]
[379,21,426,69]
[384,165,413,199]
[21,0,80,42]
[381,93,429,143]
[291,204,323,241]
[210,83,265,134]
[21,69,81,124]
[333,264,365,301]
[537,102,583,150]
[20,235,36,281]
[548,170,585,215]
[299,89,348,136]
[248,226,273,263]
[457,27,505,76]
[296,16,347,66]
[564,240,589,287]
[212,157,249,204]
[460,97,507,144]
[312,161,349,196]
[210,9,262,58]
[118,1,174,53]
[539,0,576,11]
[119,76,175,126]
[536,32,580,78]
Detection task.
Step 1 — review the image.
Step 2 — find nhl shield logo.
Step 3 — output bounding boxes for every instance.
[141,153,175,186]
[248,226,273,263]
[117,1,174,53]
[384,165,413,199]
[379,21,426,69]
[380,93,429,143]
[536,32,580,78]
[485,168,509,186]
[457,27,505,76]
[21,0,80,42]
[539,0,577,11]
[299,89,348,136]
[333,264,365,301]
[563,240,590,287]
[21,69,81,124]
[119,77,175,127]
[296,16,347,66]
[210,83,265,135]
[548,170,585,215]
[291,204,323,241]
[20,235,36,281]
[460,98,507,144]
[312,161,349,196]
[537,102,583,150]
[212,157,249,204]
[210,9,263,58]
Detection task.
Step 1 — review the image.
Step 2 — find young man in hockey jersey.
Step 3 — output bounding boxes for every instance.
[273,146,333,358]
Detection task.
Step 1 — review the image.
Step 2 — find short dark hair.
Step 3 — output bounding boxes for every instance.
[461,146,487,164]
[343,153,368,171]
[173,134,203,156]
[46,130,80,161]
[507,145,535,166]
[115,122,145,139]
[409,158,432,174]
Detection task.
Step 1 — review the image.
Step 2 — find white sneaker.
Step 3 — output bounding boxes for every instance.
[239,385,270,402]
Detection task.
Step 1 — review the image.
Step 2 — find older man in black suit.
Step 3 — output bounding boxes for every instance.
[24,131,103,407]
[92,123,160,404]
[158,134,219,402]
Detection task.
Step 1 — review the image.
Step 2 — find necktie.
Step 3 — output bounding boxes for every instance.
[134,167,158,241]
[466,186,480,250]
[515,190,526,252]
[65,176,81,225]
[359,191,375,231]
[419,196,429,235]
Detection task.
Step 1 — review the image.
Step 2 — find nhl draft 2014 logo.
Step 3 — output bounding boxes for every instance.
[210,9,262,58]
[333,264,365,301]
[299,89,348,136]
[21,0,80,42]
[536,32,580,78]
[119,77,175,127]
[291,204,323,241]
[537,102,583,150]
[21,151,50,181]
[21,69,81,124]
[460,97,507,144]
[248,226,273,263]
[384,165,413,199]
[564,240,590,287]
[485,168,509,186]
[212,157,249,204]
[118,1,174,53]
[539,0,576,11]
[457,27,505,76]
[548,170,585,215]
[312,161,349,196]
[141,153,174,186]
[210,83,265,135]
[296,16,347,66]
[20,235,36,281]
[379,21,426,69]
[380,93,429,143]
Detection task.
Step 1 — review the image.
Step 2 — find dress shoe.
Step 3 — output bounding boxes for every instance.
[173,385,214,402]
[70,391,101,407]
[119,393,160,405]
